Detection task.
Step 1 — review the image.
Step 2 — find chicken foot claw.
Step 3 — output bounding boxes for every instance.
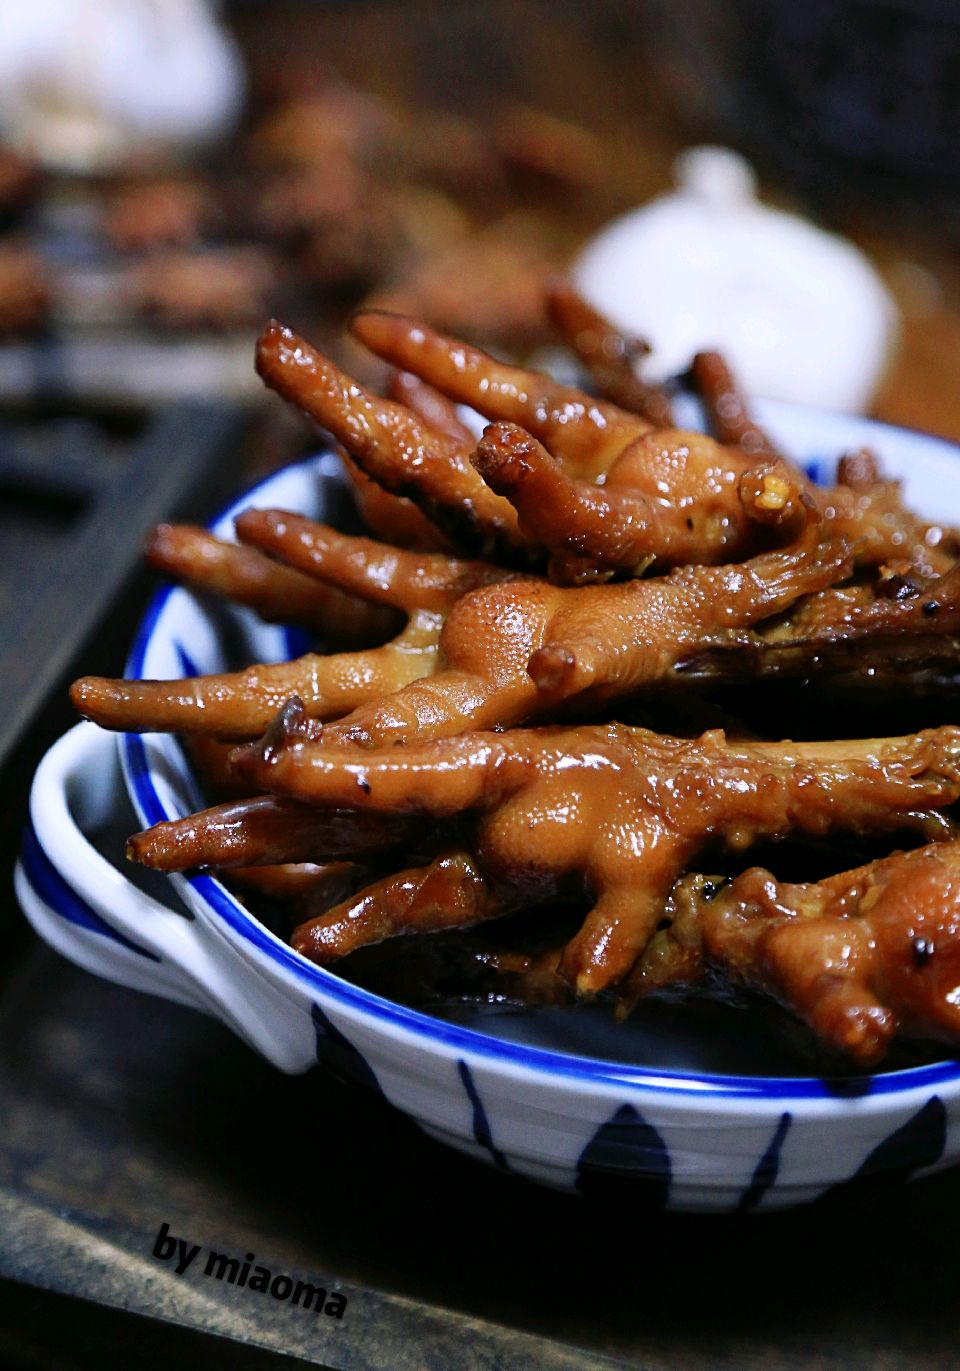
[256,319,527,561]
[127,789,430,871]
[546,282,674,427]
[627,838,960,1064]
[217,719,960,993]
[71,514,513,737]
[317,498,848,748]
[146,524,396,645]
[292,852,505,964]
[71,607,444,738]
[350,307,649,481]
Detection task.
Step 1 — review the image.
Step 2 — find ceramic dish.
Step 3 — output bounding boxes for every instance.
[17,403,960,1210]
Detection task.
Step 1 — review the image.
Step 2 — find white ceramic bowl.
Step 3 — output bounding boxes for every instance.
[18,403,960,1210]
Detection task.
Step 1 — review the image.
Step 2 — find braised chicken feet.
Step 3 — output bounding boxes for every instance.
[627,839,960,1065]
[208,714,960,995]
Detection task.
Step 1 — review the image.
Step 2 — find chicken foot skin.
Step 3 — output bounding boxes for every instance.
[71,520,509,738]
[146,523,398,645]
[228,861,358,903]
[477,420,954,582]
[226,861,373,926]
[626,839,960,1065]
[292,852,504,964]
[690,350,781,458]
[219,714,960,993]
[72,474,846,744]
[336,370,474,552]
[315,497,847,748]
[340,454,448,552]
[674,561,960,688]
[347,311,954,579]
[255,319,527,563]
[234,510,509,614]
[350,311,795,574]
[127,790,430,871]
[473,421,804,582]
[546,282,674,427]
[687,354,955,573]
[351,308,651,482]
[72,607,444,739]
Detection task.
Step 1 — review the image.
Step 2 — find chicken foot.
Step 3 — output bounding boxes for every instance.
[626,839,960,1065]
[146,523,397,645]
[221,712,960,994]
[546,282,674,427]
[72,521,502,736]
[255,319,527,562]
[349,311,954,579]
[317,493,848,747]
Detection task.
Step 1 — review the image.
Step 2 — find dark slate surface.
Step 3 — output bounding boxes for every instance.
[1,911,959,1370]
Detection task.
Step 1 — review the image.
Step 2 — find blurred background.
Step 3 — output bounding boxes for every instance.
[4,5,960,1366]
[3,0,960,427]
[5,0,960,760]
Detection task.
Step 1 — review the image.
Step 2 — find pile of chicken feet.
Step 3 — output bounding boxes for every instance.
[72,287,960,1067]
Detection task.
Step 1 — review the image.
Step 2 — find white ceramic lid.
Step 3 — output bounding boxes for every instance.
[573,146,897,414]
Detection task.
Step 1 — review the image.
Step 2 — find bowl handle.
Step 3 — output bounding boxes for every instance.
[21,722,315,1072]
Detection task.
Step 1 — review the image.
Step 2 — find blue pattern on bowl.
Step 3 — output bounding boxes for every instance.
[457,1060,510,1172]
[737,1112,793,1213]
[576,1104,671,1206]
[820,1096,947,1203]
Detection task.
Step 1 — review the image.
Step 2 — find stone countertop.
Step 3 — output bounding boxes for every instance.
[0,920,957,1370]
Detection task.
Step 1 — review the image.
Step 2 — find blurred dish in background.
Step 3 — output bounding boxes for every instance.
[574,146,898,414]
[0,245,49,335]
[0,0,955,442]
[0,61,623,402]
[0,0,244,173]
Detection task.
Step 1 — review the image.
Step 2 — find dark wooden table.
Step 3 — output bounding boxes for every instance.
[1,890,959,1370]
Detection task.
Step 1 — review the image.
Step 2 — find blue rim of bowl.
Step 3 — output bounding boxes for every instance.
[123,416,960,1102]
